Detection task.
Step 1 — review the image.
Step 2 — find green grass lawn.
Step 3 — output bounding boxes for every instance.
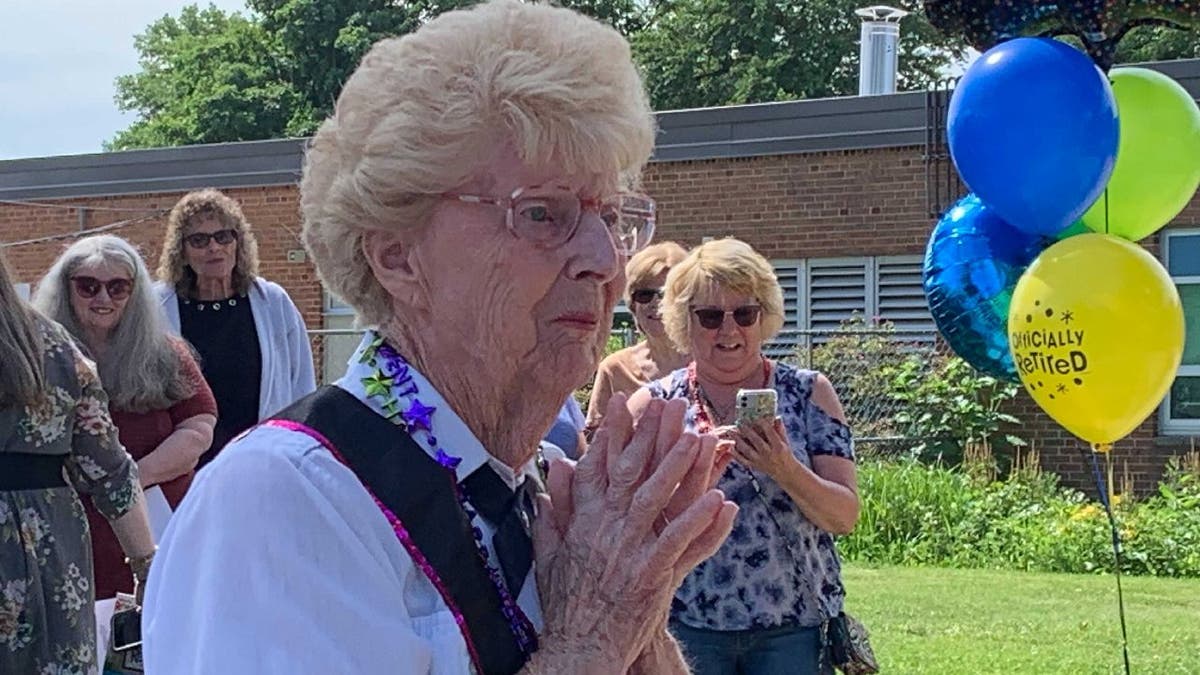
[843,564,1200,674]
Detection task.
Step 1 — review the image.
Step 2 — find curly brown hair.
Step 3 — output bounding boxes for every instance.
[158,189,260,296]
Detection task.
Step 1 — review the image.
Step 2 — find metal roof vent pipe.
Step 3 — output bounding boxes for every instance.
[856,6,909,96]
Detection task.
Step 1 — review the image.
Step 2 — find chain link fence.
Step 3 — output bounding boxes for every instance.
[308,326,953,449]
[774,329,953,447]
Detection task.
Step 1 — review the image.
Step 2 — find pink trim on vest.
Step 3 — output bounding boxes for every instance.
[262,419,484,671]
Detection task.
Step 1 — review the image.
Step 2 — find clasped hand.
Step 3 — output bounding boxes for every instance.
[531,394,737,672]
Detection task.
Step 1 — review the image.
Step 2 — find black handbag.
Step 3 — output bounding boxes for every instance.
[823,611,879,675]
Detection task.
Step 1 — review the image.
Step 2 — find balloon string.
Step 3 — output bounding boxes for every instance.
[1087,445,1131,675]
[1104,189,1110,235]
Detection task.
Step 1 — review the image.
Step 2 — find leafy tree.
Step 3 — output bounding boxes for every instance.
[246,0,479,136]
[109,5,299,150]
[631,0,967,110]
[1114,25,1200,64]
[111,0,970,148]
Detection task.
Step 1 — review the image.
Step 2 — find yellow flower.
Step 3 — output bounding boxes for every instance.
[1070,504,1101,522]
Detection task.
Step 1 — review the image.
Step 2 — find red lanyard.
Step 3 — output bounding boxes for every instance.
[687,358,770,433]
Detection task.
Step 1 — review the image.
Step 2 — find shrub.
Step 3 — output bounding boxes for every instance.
[841,455,1200,578]
[799,315,1025,463]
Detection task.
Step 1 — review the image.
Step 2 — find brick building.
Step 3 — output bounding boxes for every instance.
[2,58,1197,493]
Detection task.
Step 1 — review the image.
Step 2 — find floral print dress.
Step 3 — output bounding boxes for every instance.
[1,317,139,674]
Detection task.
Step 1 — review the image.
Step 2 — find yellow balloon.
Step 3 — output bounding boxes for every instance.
[1008,234,1184,445]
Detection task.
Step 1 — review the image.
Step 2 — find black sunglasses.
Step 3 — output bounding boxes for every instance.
[630,288,664,305]
[71,276,133,300]
[692,305,762,330]
[184,229,238,249]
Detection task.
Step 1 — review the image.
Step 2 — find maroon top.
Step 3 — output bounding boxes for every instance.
[85,339,216,599]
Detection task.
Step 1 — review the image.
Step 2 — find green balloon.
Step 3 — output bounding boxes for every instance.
[1080,68,1200,242]
[1057,221,1090,240]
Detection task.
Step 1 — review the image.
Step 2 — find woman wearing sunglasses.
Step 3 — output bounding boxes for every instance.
[155,189,315,468]
[34,235,216,606]
[0,252,155,674]
[628,238,860,675]
[585,241,690,437]
[142,3,738,672]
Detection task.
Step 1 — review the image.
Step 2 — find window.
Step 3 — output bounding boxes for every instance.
[319,290,363,385]
[1162,230,1200,434]
[768,255,934,355]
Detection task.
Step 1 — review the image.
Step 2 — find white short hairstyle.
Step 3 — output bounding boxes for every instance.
[301,0,657,325]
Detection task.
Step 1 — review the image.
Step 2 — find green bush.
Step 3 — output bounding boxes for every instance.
[800,316,1025,463]
[841,457,1200,578]
[889,355,1025,465]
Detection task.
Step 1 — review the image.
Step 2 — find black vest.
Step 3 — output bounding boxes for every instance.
[271,386,534,674]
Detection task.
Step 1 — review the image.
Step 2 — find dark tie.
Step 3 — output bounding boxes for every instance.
[461,466,537,597]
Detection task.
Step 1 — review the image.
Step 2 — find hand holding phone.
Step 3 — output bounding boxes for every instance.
[110,607,142,652]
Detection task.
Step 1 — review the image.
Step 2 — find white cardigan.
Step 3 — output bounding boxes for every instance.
[156,277,317,421]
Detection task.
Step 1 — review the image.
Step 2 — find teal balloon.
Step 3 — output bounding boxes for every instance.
[923,195,1054,379]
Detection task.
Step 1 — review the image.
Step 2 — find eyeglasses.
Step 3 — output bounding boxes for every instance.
[630,288,664,305]
[691,305,762,330]
[184,229,238,249]
[442,185,656,256]
[71,276,133,300]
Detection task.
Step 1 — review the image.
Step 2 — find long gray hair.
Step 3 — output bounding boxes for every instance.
[34,235,195,412]
[0,252,45,407]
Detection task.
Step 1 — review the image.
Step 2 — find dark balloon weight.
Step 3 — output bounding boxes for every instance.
[923,195,1054,380]
[924,0,1200,70]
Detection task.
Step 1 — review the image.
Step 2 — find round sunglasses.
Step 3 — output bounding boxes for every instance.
[71,276,133,300]
[184,229,238,249]
[630,288,664,305]
[691,305,762,330]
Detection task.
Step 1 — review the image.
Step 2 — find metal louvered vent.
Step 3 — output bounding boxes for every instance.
[808,258,869,333]
[875,256,935,337]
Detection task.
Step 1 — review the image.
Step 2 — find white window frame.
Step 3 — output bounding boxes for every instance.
[1160,229,1200,435]
[324,290,355,317]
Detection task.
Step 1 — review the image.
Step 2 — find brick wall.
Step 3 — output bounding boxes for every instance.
[1,186,323,331]
[4,144,1198,494]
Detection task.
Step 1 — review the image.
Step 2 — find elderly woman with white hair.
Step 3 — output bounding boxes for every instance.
[629,238,861,675]
[143,2,736,673]
[34,235,216,603]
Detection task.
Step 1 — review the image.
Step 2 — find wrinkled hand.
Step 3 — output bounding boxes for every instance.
[532,394,737,672]
[721,417,795,480]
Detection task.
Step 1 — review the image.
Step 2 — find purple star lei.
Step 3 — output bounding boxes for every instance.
[361,333,537,654]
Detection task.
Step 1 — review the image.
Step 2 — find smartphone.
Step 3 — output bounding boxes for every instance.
[735,388,777,426]
[111,608,142,652]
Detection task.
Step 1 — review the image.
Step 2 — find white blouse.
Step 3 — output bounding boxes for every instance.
[142,334,543,674]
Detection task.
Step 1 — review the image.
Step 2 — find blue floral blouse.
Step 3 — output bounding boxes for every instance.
[648,361,854,631]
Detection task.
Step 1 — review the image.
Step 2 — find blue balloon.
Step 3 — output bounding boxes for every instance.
[947,38,1118,236]
[923,194,1053,379]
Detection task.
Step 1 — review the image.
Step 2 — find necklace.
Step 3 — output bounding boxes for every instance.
[358,333,538,657]
[688,359,771,432]
[183,295,244,311]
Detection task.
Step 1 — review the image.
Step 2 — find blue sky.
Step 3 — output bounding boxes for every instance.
[0,0,246,160]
